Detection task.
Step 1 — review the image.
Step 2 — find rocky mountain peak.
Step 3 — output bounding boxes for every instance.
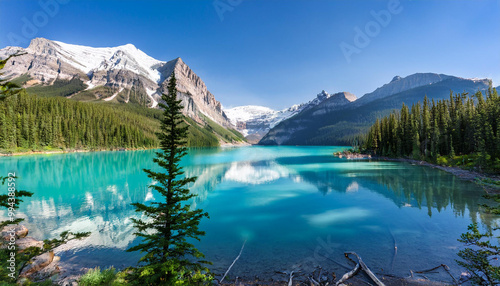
[310,91,357,116]
[27,37,59,56]
[337,91,357,102]
[174,57,184,65]
[391,75,402,83]
[317,90,330,100]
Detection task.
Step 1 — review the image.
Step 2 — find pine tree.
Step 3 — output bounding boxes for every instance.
[430,118,440,160]
[422,95,431,156]
[128,73,211,285]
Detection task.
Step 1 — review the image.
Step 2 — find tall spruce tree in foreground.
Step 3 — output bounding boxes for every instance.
[128,72,211,285]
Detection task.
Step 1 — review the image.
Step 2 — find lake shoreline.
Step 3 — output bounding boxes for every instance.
[52,259,451,286]
[0,147,156,157]
[0,141,252,157]
[334,150,500,193]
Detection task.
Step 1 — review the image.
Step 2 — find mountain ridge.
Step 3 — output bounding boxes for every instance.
[0,38,232,129]
[259,73,492,145]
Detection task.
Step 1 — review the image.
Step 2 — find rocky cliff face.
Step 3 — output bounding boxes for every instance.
[158,58,230,127]
[0,38,232,128]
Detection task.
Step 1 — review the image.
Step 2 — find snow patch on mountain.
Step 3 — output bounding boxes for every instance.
[224,90,338,138]
[85,80,95,90]
[145,88,159,108]
[52,41,164,83]
[224,106,276,127]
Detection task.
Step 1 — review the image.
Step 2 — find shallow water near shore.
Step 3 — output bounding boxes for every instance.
[0,146,497,281]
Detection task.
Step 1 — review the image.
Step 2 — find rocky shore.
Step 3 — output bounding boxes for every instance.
[0,147,154,157]
[1,224,62,283]
[333,150,372,159]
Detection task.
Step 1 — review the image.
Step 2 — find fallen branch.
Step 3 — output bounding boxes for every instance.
[345,252,386,286]
[412,264,457,284]
[414,264,445,273]
[288,270,294,286]
[220,239,246,283]
[388,228,397,271]
[336,263,360,286]
[308,276,320,285]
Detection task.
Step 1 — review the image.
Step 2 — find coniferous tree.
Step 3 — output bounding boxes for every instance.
[128,73,211,285]
[363,87,499,172]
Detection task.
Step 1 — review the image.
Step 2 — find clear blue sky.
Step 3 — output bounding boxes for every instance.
[1,0,499,110]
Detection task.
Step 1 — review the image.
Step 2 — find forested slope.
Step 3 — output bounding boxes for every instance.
[0,92,242,153]
[364,88,500,173]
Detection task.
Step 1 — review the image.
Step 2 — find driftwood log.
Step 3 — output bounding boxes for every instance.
[341,252,386,286]
[220,240,246,283]
[388,228,398,271]
[335,263,360,286]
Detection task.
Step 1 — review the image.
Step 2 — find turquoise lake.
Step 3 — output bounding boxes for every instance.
[0,146,497,281]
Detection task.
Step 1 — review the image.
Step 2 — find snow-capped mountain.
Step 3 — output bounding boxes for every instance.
[224,90,353,141]
[54,40,163,83]
[0,38,232,128]
[223,105,295,141]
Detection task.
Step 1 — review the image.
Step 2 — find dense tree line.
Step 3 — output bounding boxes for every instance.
[0,91,159,151]
[363,87,500,172]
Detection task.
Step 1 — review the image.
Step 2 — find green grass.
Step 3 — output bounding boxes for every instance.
[10,74,31,86]
[0,146,65,155]
[436,154,483,168]
[200,114,245,143]
[26,77,87,97]
[72,86,116,101]
[183,116,220,147]
[78,267,127,286]
[227,126,246,141]
[99,102,164,120]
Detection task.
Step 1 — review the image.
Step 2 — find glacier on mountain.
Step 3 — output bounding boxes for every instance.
[224,90,337,139]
